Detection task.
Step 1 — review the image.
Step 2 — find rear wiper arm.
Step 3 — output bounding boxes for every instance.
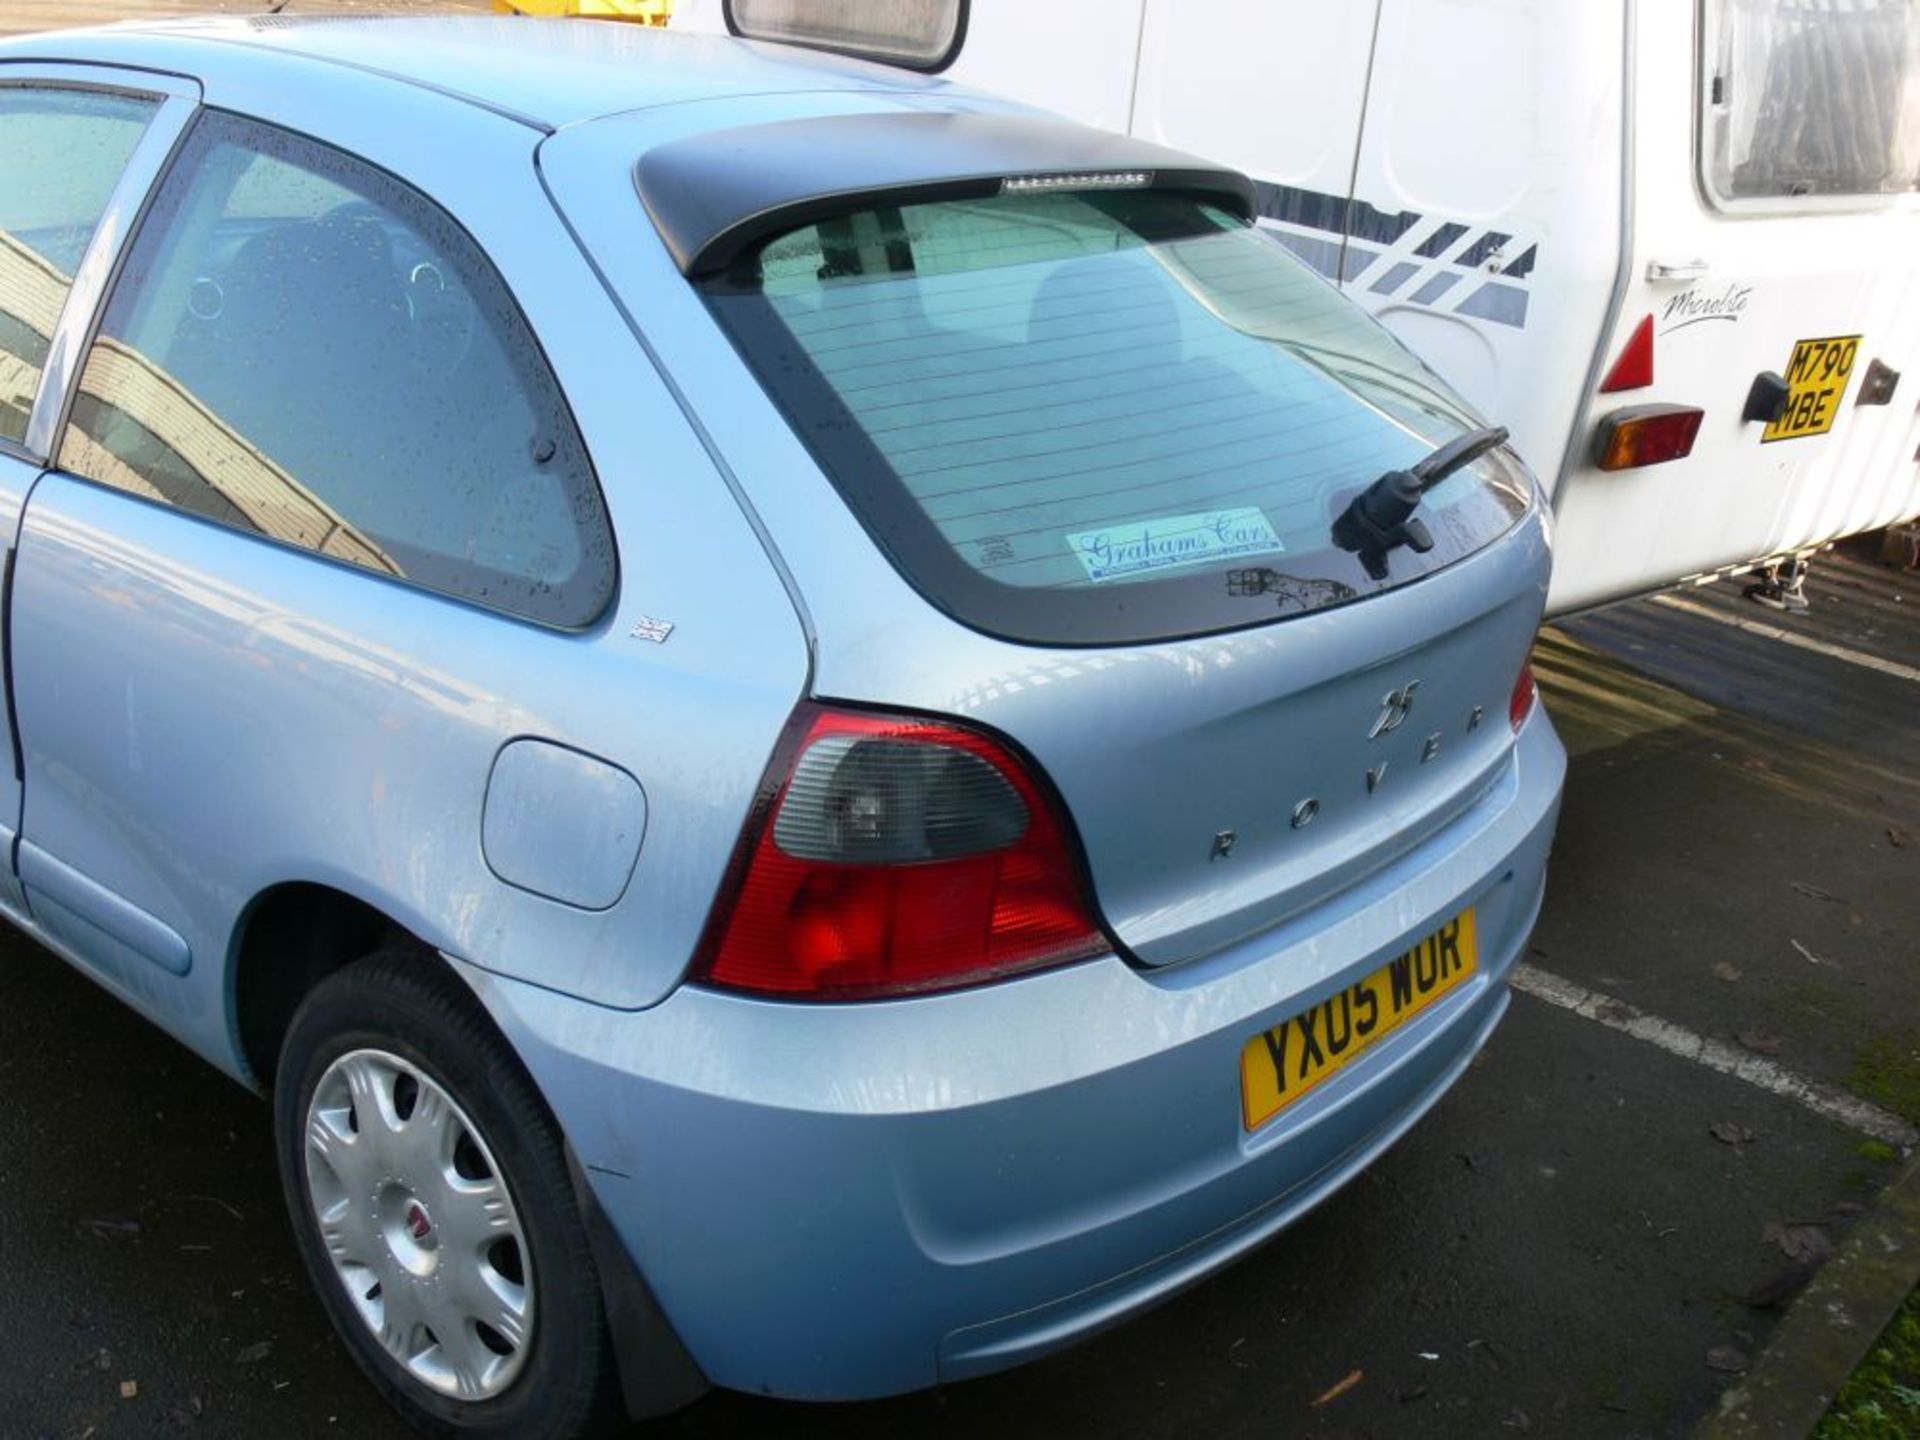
[1331,425,1509,580]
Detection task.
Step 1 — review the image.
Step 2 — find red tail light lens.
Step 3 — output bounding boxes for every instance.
[1509,662,1538,732]
[1592,404,1705,470]
[696,706,1107,1000]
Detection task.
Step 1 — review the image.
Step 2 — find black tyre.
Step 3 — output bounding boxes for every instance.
[274,946,626,1439]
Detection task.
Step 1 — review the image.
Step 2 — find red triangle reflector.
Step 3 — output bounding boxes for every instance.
[1600,314,1655,392]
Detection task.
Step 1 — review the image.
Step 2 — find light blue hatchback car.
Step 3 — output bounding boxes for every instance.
[0,16,1565,1437]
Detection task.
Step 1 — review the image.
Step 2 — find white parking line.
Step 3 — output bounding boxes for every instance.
[1510,964,1917,1149]
[1650,593,1920,685]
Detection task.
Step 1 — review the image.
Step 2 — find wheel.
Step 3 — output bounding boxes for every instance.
[274,946,626,1439]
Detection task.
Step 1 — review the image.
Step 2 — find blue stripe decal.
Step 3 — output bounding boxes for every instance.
[1414,222,1469,258]
[1455,230,1512,268]
[1268,229,1345,280]
[1455,281,1531,327]
[1369,260,1421,296]
[1247,181,1536,329]
[1410,272,1461,306]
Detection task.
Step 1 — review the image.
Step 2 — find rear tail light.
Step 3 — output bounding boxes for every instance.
[1592,404,1705,470]
[696,705,1107,1000]
[1509,662,1538,732]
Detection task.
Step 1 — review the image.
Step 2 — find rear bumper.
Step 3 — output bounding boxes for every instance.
[460,715,1566,1401]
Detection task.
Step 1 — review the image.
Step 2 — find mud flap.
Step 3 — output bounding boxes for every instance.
[564,1146,710,1420]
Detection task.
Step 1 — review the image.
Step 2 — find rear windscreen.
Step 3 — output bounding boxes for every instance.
[703,189,1532,644]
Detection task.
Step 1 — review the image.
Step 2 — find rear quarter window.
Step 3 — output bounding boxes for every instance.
[58,109,616,628]
[704,189,1531,645]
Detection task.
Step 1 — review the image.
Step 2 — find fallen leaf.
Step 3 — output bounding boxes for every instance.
[1791,881,1844,903]
[1709,1122,1757,1145]
[1713,962,1742,983]
[1889,826,1912,849]
[1311,1369,1364,1408]
[1735,1029,1785,1056]
[1705,1345,1749,1374]
[1762,1221,1834,1264]
[1789,939,1835,968]
[234,1341,273,1366]
[80,1218,141,1241]
[167,1393,206,1422]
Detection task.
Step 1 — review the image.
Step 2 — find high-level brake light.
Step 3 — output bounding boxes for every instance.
[1002,171,1153,195]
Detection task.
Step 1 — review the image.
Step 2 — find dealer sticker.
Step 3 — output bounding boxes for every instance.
[1068,507,1285,583]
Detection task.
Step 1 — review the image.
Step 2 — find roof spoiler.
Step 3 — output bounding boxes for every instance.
[635,111,1259,276]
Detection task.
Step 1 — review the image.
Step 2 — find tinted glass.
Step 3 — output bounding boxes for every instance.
[705,190,1530,645]
[1703,0,1920,202]
[0,87,156,444]
[60,110,615,628]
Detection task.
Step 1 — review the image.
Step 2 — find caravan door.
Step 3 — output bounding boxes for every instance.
[1130,0,1378,278]
[1335,0,1627,504]
[1549,0,1920,613]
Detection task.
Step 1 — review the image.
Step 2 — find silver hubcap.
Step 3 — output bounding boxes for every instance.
[303,1049,534,1400]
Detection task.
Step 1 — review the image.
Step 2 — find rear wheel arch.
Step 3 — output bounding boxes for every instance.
[228,880,413,1089]
[229,884,711,1422]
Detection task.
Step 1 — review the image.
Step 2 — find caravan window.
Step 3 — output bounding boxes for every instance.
[724,0,967,71]
[1701,0,1920,206]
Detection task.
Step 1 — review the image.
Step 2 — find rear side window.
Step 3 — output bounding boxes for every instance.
[1701,0,1920,206]
[704,190,1530,645]
[59,109,615,628]
[0,86,157,445]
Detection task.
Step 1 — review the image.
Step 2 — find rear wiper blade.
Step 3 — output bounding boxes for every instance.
[1331,425,1509,580]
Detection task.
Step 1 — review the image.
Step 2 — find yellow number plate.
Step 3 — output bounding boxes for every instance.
[1763,334,1861,443]
[1240,910,1479,1132]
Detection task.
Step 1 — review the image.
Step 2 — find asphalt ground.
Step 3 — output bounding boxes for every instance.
[0,539,1911,1440]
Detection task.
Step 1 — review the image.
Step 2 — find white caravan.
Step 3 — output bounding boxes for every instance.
[675,0,1920,614]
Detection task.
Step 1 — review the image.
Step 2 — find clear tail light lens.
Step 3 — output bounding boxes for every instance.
[1510,662,1538,732]
[696,706,1107,1000]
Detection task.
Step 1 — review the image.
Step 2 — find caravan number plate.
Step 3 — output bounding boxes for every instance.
[1763,335,1861,443]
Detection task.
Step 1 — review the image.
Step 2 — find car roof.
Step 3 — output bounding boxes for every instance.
[0,15,954,132]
